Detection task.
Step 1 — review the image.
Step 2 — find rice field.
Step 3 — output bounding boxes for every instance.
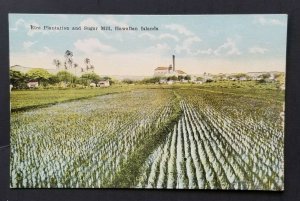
[10,85,284,190]
[137,89,283,190]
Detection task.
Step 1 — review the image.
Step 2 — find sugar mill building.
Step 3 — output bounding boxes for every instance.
[154,55,187,77]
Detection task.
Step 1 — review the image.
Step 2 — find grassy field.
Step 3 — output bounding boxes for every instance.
[10,82,285,190]
[11,81,284,111]
[10,85,140,112]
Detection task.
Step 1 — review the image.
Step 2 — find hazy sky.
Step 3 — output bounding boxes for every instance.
[9,14,287,76]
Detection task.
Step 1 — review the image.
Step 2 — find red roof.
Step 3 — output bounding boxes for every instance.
[155,67,169,70]
[154,67,187,74]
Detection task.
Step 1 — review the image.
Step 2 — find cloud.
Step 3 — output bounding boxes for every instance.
[23,41,37,49]
[74,38,116,54]
[214,38,241,56]
[138,33,156,40]
[165,24,194,36]
[254,16,286,26]
[152,43,170,51]
[99,16,128,27]
[9,18,26,31]
[249,46,268,54]
[175,36,202,55]
[164,24,202,56]
[138,33,180,42]
[33,47,55,59]
[80,18,99,27]
[158,33,179,41]
[144,43,171,56]
[42,46,54,54]
[10,19,48,36]
[199,48,213,55]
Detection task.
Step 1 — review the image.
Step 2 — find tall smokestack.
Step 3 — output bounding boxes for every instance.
[172,55,175,72]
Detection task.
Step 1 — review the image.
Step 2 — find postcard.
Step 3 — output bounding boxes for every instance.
[9,14,287,190]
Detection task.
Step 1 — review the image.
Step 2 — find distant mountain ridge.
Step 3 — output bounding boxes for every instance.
[10,65,59,74]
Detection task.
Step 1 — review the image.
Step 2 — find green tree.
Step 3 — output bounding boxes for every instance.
[275,73,285,84]
[26,68,52,86]
[56,71,76,83]
[101,76,115,85]
[214,74,226,81]
[257,73,271,83]
[259,73,271,79]
[184,75,191,80]
[234,73,247,79]
[167,75,178,81]
[122,79,134,84]
[102,76,112,81]
[10,70,28,89]
[141,77,160,84]
[196,76,204,81]
[80,73,101,85]
[48,74,59,85]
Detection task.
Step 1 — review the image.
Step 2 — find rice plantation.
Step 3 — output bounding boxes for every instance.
[10,84,284,190]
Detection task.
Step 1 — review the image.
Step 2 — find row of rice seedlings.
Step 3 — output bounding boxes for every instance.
[182,89,283,190]
[136,87,283,190]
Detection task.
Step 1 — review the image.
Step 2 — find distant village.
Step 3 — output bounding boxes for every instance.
[10,53,285,90]
[152,55,285,88]
[10,64,110,89]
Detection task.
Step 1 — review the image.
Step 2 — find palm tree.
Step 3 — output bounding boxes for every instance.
[90,65,95,73]
[65,50,73,58]
[67,58,73,69]
[64,62,68,70]
[73,63,78,77]
[65,50,73,70]
[84,58,90,71]
[64,61,68,70]
[53,59,61,70]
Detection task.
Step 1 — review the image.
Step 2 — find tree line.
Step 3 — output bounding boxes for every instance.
[10,68,110,89]
[10,50,111,89]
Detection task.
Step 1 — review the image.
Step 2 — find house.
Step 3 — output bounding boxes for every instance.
[154,55,187,77]
[90,83,96,87]
[193,81,203,84]
[97,80,110,87]
[239,77,248,81]
[27,81,39,88]
[181,80,189,83]
[202,72,214,82]
[159,79,167,84]
[246,72,264,80]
